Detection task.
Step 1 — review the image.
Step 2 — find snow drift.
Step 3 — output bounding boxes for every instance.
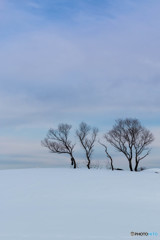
[0,168,159,240]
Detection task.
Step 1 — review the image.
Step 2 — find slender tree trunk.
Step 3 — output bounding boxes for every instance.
[128,159,133,171]
[71,156,76,169]
[108,153,114,170]
[134,160,139,171]
[71,158,74,166]
[87,156,90,169]
[102,146,114,170]
[110,159,114,171]
[73,157,77,169]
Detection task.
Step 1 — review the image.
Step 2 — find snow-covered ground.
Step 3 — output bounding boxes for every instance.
[0,168,160,240]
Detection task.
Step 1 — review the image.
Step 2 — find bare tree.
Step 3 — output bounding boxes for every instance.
[99,141,114,170]
[42,123,76,168]
[76,122,98,169]
[105,118,154,171]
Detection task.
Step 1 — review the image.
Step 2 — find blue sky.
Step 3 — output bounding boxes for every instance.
[0,0,160,169]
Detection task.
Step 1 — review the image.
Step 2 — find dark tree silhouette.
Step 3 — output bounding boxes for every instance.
[99,141,114,170]
[104,118,154,171]
[76,122,98,169]
[42,123,76,168]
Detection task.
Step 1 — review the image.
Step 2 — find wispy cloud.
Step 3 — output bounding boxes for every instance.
[27,1,42,9]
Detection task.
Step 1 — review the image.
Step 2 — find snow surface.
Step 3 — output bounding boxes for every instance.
[144,168,160,173]
[0,168,160,240]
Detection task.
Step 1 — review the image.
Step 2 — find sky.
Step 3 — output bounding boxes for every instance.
[0,0,160,170]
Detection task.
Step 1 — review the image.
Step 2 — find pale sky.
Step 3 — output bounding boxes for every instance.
[0,0,160,170]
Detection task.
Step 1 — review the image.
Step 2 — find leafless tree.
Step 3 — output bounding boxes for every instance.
[99,141,114,170]
[76,122,98,169]
[42,123,76,168]
[104,118,154,171]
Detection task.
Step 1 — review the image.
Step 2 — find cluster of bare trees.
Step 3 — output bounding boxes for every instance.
[42,118,154,171]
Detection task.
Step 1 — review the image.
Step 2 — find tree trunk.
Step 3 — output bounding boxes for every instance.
[71,158,74,166]
[134,160,139,171]
[111,159,114,171]
[87,156,90,169]
[71,157,76,169]
[128,159,133,171]
[73,158,76,169]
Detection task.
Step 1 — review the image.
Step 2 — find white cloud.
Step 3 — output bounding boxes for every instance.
[27,2,42,9]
